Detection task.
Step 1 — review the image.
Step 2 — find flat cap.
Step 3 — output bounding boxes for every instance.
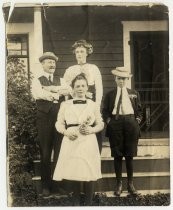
[39,52,58,62]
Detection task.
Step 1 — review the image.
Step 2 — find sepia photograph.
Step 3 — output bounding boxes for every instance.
[1,0,171,207]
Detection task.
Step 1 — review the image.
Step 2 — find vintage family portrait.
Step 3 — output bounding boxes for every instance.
[2,0,171,207]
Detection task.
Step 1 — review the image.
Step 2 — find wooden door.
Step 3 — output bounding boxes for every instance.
[130,31,169,138]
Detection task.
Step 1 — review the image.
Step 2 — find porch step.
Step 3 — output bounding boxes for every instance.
[96,172,170,191]
[32,139,170,194]
[97,189,170,197]
[32,171,170,194]
[33,143,170,175]
[33,157,169,176]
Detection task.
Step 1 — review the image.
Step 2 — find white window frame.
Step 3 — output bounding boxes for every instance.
[6,23,34,75]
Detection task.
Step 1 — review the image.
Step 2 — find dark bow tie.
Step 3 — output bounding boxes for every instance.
[73,100,87,104]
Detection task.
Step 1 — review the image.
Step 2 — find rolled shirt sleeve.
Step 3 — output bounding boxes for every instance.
[31,77,57,101]
[55,102,66,134]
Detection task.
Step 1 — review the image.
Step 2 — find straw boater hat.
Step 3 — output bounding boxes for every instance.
[39,52,59,63]
[111,67,133,78]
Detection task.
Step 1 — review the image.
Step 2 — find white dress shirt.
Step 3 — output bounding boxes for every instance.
[31,72,57,101]
[112,86,134,115]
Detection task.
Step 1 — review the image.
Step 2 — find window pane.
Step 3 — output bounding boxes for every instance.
[22,50,27,56]
[21,41,27,50]
[7,35,28,56]
[8,50,21,56]
[7,41,22,55]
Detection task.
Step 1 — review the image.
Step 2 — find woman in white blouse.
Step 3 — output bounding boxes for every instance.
[53,74,104,206]
[64,40,103,152]
[63,39,103,107]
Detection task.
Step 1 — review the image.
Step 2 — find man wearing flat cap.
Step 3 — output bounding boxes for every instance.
[32,52,68,196]
[102,67,143,197]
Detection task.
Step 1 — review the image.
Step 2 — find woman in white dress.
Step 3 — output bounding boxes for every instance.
[53,73,104,205]
[63,39,103,152]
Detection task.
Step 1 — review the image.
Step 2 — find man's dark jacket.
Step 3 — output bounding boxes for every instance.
[102,87,143,137]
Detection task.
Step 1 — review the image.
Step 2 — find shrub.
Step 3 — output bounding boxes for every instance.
[7,57,38,205]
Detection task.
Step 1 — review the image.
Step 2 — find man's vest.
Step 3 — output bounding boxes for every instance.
[36,76,63,113]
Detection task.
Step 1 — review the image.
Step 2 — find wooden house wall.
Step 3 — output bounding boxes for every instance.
[42,6,124,97]
[41,5,168,98]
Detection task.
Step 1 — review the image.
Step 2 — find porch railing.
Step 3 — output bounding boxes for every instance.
[136,86,169,133]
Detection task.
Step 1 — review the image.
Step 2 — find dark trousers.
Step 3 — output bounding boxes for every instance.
[107,115,140,183]
[107,115,140,157]
[36,105,62,190]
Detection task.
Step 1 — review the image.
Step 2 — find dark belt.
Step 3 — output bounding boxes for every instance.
[66,124,79,128]
[111,114,135,120]
[66,123,95,128]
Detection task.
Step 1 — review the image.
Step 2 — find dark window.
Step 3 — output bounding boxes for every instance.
[7,34,29,77]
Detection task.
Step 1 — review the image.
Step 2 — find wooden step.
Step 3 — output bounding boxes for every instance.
[97,189,170,197]
[33,143,170,176]
[101,144,169,158]
[103,138,169,146]
[32,171,170,193]
[101,143,169,173]
[101,158,170,173]
[32,139,170,194]
[33,157,170,176]
[96,172,170,191]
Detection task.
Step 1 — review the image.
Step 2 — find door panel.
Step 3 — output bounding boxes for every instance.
[131,31,169,138]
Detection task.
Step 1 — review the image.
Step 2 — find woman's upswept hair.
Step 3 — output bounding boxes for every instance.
[71,73,88,88]
[72,40,93,55]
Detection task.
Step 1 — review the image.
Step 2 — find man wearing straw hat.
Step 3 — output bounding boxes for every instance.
[102,67,143,197]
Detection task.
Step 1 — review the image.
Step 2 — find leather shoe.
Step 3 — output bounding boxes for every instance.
[114,181,122,196]
[127,183,139,196]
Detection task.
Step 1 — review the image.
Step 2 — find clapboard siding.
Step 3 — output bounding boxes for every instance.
[44,40,122,48]
[52,61,123,70]
[53,67,120,75]
[43,34,123,41]
[42,7,124,96]
[44,47,123,54]
[54,53,123,62]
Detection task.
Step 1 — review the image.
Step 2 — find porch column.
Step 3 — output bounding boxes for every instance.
[34,6,43,76]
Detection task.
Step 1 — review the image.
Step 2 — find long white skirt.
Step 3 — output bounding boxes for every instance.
[53,133,102,181]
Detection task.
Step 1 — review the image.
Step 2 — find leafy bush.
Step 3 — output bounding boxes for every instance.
[7,57,39,204]
[95,192,170,206]
[12,192,170,206]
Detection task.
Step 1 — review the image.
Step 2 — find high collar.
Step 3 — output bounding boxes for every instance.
[77,62,87,66]
[117,86,127,91]
[73,97,86,100]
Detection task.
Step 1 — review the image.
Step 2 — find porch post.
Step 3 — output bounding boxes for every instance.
[34,6,43,76]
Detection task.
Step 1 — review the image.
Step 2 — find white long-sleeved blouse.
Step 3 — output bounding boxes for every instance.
[55,99,104,135]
